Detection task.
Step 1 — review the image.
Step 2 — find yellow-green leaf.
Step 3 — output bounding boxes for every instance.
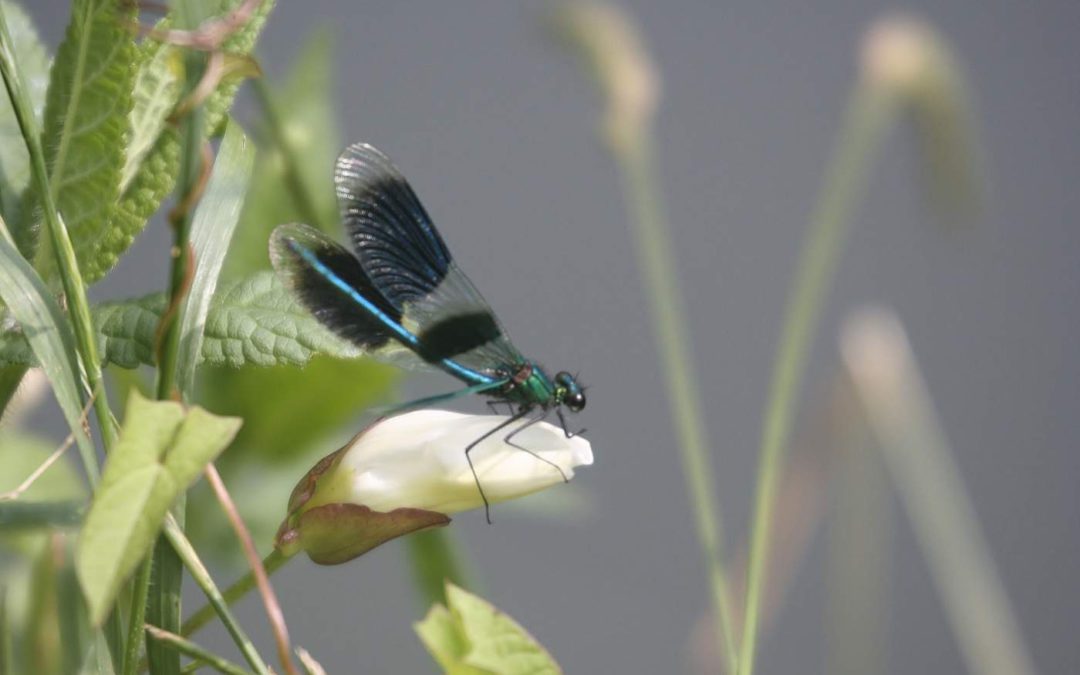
[415,583,562,675]
[76,391,241,624]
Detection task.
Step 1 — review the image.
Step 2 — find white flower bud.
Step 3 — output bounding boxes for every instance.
[308,409,593,516]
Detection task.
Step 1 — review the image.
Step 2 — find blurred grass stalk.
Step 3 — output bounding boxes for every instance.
[553,3,738,669]
[841,308,1036,675]
[739,15,982,675]
[825,380,891,675]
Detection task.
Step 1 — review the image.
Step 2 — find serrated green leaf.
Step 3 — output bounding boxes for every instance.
[226,25,340,279]
[0,0,50,246]
[176,120,253,397]
[416,583,562,675]
[203,0,276,135]
[34,0,137,284]
[76,390,241,625]
[199,271,360,367]
[102,0,276,290]
[0,221,97,481]
[0,271,363,369]
[120,38,182,193]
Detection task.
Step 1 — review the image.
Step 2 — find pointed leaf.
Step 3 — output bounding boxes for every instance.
[415,604,486,675]
[33,0,137,283]
[120,38,182,192]
[86,0,274,286]
[415,583,562,675]
[76,391,241,624]
[176,120,253,397]
[0,0,50,243]
[0,222,96,479]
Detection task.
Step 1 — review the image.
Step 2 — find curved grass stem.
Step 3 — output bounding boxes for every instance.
[163,516,272,675]
[612,133,739,672]
[736,86,896,675]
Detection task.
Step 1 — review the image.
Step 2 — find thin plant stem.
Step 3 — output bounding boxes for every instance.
[162,516,271,675]
[148,17,211,672]
[204,464,298,675]
[144,626,250,675]
[0,2,116,473]
[182,550,290,638]
[736,86,896,675]
[123,558,154,675]
[612,132,738,671]
[0,587,11,675]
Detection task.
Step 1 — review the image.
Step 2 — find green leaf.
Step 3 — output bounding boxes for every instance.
[33,0,137,284]
[0,0,50,245]
[202,0,276,135]
[0,271,363,369]
[76,391,241,625]
[0,222,97,482]
[176,120,253,397]
[199,270,361,367]
[226,25,340,279]
[415,583,562,675]
[110,0,275,288]
[120,37,182,193]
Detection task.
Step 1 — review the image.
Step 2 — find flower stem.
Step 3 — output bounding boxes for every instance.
[181,549,291,638]
[612,132,738,672]
[736,85,895,675]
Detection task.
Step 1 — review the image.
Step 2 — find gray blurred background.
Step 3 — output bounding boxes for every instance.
[26,1,1080,673]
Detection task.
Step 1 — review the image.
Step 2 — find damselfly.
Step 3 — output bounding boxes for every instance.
[270,143,586,520]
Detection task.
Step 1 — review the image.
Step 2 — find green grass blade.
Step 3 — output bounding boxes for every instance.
[0,220,97,483]
[176,120,253,398]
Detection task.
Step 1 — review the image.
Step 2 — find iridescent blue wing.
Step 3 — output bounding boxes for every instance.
[269,223,419,365]
[334,143,526,376]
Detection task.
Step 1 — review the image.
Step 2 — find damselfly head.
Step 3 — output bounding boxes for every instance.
[554,371,587,412]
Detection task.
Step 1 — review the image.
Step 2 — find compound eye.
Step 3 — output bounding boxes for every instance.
[554,371,574,387]
[566,391,586,412]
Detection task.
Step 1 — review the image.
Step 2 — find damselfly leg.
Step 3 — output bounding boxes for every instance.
[502,408,570,483]
[556,406,587,439]
[465,407,532,524]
